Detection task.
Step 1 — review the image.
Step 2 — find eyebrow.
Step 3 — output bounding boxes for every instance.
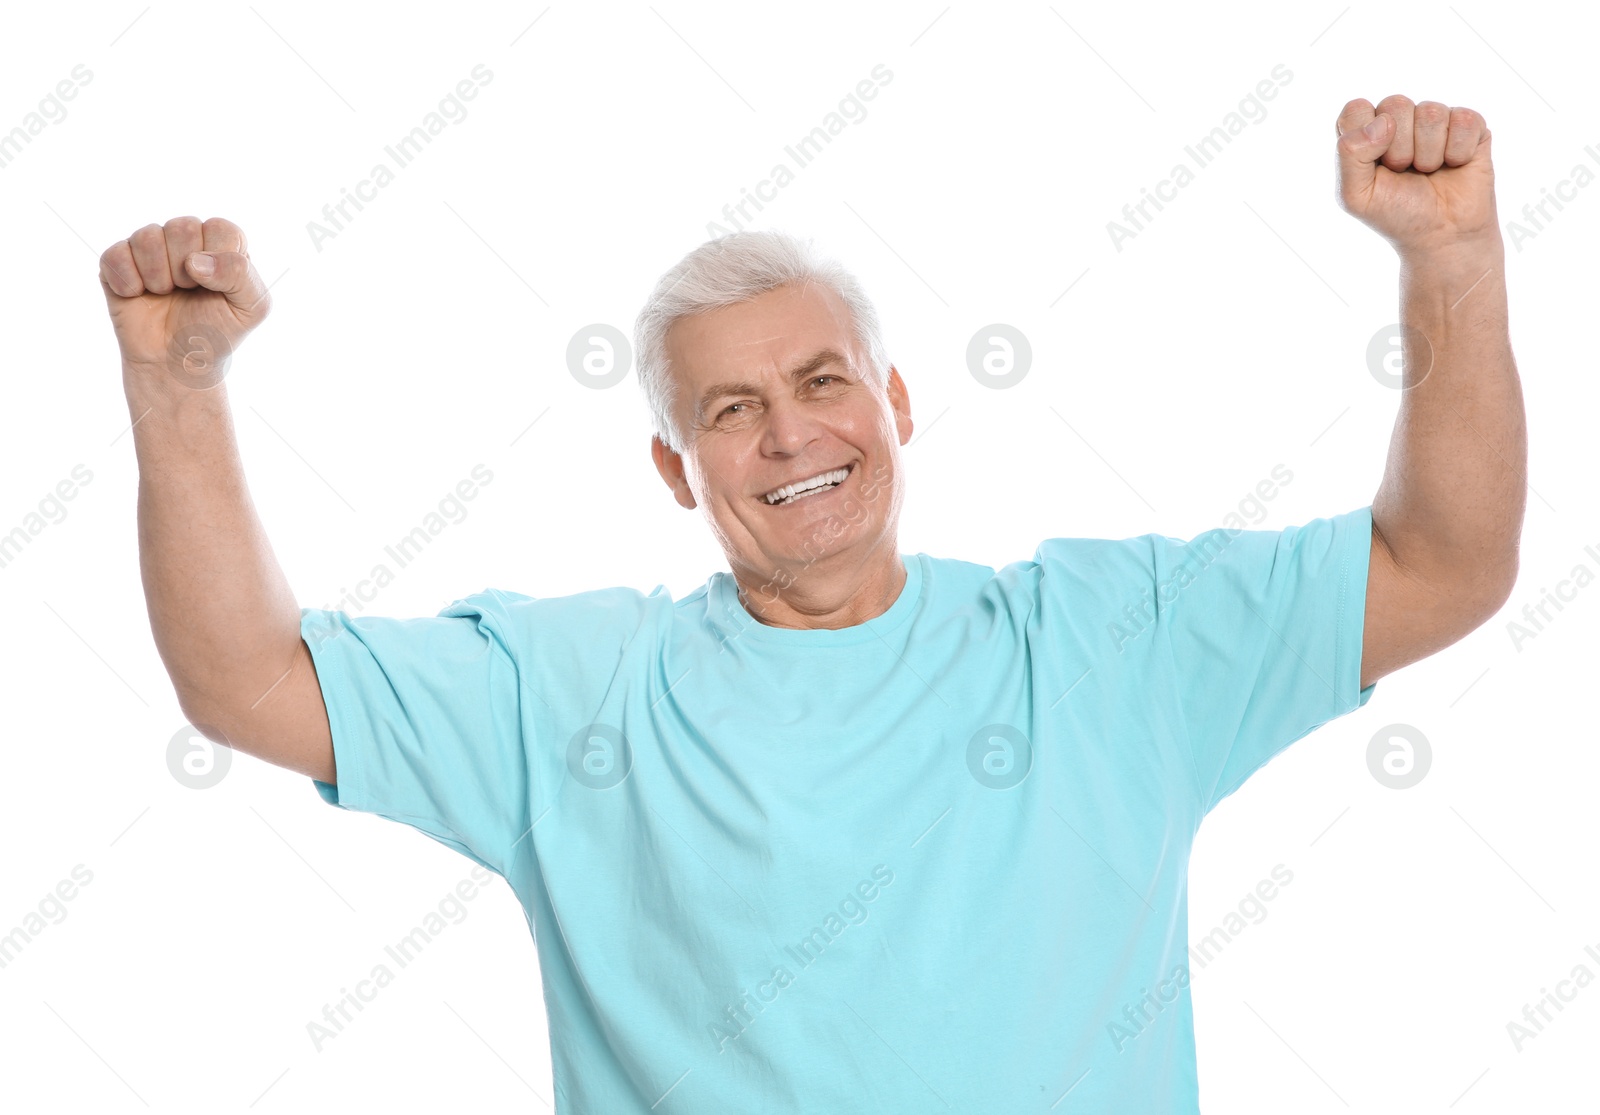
[694,347,848,419]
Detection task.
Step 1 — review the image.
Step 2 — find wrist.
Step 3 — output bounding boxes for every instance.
[1396,233,1505,275]
[121,359,231,419]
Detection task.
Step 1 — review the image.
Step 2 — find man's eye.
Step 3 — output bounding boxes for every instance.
[717,379,834,420]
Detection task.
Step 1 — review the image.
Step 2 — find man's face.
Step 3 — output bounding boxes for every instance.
[651,281,913,591]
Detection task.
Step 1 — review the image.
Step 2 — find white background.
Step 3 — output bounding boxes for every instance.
[1,1,1595,1111]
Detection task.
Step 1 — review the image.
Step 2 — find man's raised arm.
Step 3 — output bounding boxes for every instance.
[101,216,336,783]
[1333,97,1527,689]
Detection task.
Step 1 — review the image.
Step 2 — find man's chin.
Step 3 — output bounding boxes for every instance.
[762,522,873,576]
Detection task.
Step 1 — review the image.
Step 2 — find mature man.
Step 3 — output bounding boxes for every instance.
[101,96,1523,1112]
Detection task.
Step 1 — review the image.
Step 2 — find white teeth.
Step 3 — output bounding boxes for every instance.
[764,467,849,504]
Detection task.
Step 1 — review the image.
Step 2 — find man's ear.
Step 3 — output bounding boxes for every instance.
[651,435,697,510]
[886,364,914,446]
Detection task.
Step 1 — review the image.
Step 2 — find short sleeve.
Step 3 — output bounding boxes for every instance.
[1159,506,1376,814]
[299,592,532,878]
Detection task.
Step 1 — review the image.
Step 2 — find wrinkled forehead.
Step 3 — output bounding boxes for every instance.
[664,280,863,386]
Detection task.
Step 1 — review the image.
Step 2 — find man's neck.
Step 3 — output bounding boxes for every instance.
[732,544,907,631]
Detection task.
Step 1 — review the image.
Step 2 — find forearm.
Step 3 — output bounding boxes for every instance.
[126,366,304,728]
[1371,237,1526,599]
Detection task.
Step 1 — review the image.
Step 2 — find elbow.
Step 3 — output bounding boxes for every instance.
[1383,526,1520,626]
[1372,503,1523,597]
[175,678,256,746]
[1476,545,1521,616]
[1447,553,1520,636]
[176,694,236,745]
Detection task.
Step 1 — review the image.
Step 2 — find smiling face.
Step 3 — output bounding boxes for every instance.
[650,280,914,612]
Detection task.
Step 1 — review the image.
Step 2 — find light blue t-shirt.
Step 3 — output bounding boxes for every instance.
[301,506,1376,1113]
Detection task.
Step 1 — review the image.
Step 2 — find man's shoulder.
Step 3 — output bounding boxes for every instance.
[447,582,687,620]
[1022,523,1288,580]
[440,583,689,653]
[911,540,1170,622]
[921,533,1172,585]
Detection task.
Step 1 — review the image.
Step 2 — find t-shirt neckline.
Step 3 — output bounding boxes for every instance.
[710,554,922,646]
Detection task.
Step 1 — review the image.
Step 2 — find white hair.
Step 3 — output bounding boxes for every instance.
[632,229,889,454]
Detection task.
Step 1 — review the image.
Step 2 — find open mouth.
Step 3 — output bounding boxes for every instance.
[761,463,854,507]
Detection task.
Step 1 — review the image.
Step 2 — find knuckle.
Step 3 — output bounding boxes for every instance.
[1414,101,1448,125]
[1376,93,1414,111]
[164,214,202,235]
[1336,98,1373,131]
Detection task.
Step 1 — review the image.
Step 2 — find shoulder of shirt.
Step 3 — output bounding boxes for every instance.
[441,583,681,619]
[1018,515,1356,597]
[435,582,710,649]
[930,532,1255,606]
[1019,532,1188,575]
[1025,523,1295,570]
[911,543,1169,610]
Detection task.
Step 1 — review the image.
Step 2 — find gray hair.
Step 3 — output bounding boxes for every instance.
[632,229,889,454]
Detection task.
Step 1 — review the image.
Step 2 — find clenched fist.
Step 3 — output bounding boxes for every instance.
[1335,96,1499,258]
[100,216,270,388]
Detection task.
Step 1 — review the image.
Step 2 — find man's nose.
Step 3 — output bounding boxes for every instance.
[759,395,821,455]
